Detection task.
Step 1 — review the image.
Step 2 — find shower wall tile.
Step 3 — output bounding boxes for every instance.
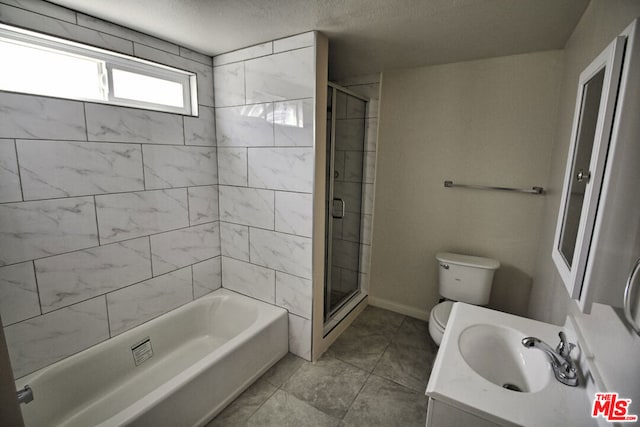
[215,104,274,147]
[365,118,378,151]
[107,267,192,336]
[245,47,314,103]
[5,297,109,378]
[274,98,314,147]
[341,213,361,243]
[288,313,311,360]
[344,150,364,182]
[248,147,314,192]
[17,140,144,200]
[85,104,184,145]
[361,214,373,245]
[273,32,314,53]
[333,181,362,214]
[35,238,152,313]
[213,63,245,107]
[275,271,312,319]
[179,47,212,66]
[76,12,180,54]
[133,44,214,107]
[184,105,216,146]
[0,197,98,266]
[335,119,365,151]
[249,228,312,279]
[359,244,371,274]
[363,183,375,215]
[331,239,359,271]
[0,3,133,54]
[95,189,189,244]
[150,222,220,276]
[275,192,313,238]
[213,42,273,66]
[363,151,376,184]
[188,185,219,225]
[334,151,345,182]
[346,96,367,119]
[0,92,86,140]
[218,185,274,229]
[220,222,250,261]
[2,0,77,23]
[0,139,21,203]
[222,257,275,303]
[0,262,40,326]
[218,147,248,186]
[193,256,222,298]
[142,145,217,189]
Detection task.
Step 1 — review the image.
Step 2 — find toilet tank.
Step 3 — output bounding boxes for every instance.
[436,252,500,305]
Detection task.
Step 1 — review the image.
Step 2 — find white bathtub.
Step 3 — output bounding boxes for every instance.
[15,288,289,427]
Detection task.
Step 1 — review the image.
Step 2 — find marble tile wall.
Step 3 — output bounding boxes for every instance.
[333,74,381,296]
[0,0,220,378]
[213,32,315,360]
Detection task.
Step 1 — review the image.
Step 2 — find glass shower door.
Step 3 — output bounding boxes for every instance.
[324,84,367,322]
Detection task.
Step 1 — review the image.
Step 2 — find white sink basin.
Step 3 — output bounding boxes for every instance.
[458,324,550,393]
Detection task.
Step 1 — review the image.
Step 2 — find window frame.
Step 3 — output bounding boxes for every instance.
[0,23,199,116]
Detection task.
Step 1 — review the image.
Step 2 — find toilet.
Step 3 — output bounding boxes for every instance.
[428,252,500,345]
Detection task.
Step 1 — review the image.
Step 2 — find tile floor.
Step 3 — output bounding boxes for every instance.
[207,306,438,426]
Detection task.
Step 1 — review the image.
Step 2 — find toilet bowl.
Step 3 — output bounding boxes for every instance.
[428,252,500,346]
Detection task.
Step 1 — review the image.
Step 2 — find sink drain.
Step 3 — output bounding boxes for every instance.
[503,383,522,392]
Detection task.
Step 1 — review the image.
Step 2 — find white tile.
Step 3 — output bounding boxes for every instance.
[245,47,314,103]
[0,4,133,54]
[184,105,216,146]
[335,119,365,151]
[150,222,220,275]
[17,140,144,200]
[275,192,313,238]
[363,151,376,184]
[213,42,273,66]
[336,74,381,87]
[273,32,315,53]
[35,238,151,313]
[0,92,86,141]
[361,214,373,245]
[288,313,311,361]
[188,185,219,225]
[217,147,247,186]
[107,267,192,335]
[85,104,183,144]
[365,118,378,151]
[363,183,375,215]
[334,151,345,182]
[193,257,221,298]
[273,98,314,147]
[216,104,274,147]
[250,229,312,279]
[360,244,372,274]
[344,83,380,118]
[0,139,21,203]
[143,145,217,189]
[333,181,362,214]
[346,96,367,119]
[276,271,311,319]
[95,189,188,244]
[344,151,364,182]
[218,186,274,229]
[332,239,359,271]
[221,257,274,304]
[213,63,245,107]
[341,212,362,243]
[77,13,180,54]
[248,147,314,193]
[133,44,214,107]
[0,197,98,266]
[179,47,212,66]
[2,0,76,23]
[0,262,39,326]
[220,222,249,261]
[5,297,109,378]
[335,91,347,119]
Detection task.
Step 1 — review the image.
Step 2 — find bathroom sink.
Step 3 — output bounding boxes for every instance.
[457,324,550,392]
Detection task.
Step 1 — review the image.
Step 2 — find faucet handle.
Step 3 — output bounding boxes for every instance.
[556,331,575,358]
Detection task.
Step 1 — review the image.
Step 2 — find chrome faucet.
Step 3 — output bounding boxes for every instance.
[521,332,579,387]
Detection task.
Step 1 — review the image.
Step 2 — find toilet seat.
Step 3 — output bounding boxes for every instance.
[432,300,454,329]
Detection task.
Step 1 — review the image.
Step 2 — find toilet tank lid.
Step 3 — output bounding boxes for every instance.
[436,252,500,270]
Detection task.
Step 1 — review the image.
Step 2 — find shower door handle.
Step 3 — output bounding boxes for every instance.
[332,198,345,218]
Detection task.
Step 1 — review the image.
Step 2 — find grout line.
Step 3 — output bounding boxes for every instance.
[82,102,89,141]
[13,139,25,202]
[140,144,146,190]
[31,260,43,316]
[148,235,154,277]
[92,195,101,245]
[104,295,112,338]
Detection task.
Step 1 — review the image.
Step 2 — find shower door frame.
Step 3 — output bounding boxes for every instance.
[324,82,369,329]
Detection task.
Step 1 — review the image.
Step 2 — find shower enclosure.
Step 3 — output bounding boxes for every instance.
[324,83,368,327]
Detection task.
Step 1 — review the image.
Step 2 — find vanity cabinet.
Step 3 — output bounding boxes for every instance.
[426,398,501,427]
[552,19,640,313]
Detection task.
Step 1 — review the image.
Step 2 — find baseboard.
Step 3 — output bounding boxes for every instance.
[368,296,429,321]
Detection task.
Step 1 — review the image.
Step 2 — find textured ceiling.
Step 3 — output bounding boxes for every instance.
[49,0,589,80]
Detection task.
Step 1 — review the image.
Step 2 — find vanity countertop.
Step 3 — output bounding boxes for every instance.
[426,302,597,427]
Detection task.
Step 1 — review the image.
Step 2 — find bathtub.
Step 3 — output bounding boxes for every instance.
[15,288,289,427]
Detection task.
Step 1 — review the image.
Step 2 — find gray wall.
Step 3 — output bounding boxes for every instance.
[212,33,316,360]
[0,0,219,378]
[370,51,563,319]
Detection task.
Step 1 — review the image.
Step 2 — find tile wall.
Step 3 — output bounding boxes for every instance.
[213,32,316,360]
[0,0,219,378]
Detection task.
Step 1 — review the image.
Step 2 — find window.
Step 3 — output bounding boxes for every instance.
[0,23,198,115]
